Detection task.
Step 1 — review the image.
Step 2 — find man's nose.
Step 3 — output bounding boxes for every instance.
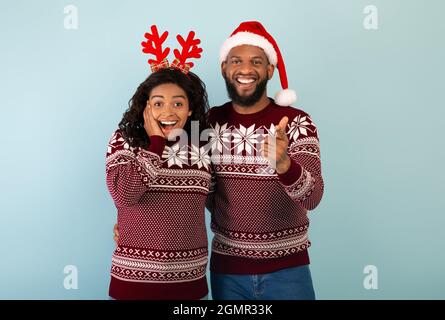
[238,61,254,74]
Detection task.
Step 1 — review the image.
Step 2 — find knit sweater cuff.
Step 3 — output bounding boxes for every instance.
[147,135,166,157]
[277,158,303,186]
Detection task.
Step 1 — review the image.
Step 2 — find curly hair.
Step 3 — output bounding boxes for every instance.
[119,68,209,149]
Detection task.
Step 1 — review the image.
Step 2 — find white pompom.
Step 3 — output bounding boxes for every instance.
[275,89,297,106]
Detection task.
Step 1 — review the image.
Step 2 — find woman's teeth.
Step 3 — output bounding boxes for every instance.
[160,121,177,125]
[159,121,178,128]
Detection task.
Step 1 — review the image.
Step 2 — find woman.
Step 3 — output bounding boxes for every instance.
[106,26,213,300]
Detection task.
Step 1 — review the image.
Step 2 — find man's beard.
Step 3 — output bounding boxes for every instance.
[224,75,268,107]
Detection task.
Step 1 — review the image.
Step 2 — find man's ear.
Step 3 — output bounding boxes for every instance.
[221,61,227,78]
[188,110,192,117]
[267,64,275,80]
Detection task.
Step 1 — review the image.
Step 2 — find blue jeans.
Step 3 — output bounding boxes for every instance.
[211,265,315,300]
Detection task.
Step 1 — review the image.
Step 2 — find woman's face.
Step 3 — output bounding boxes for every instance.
[147,83,192,137]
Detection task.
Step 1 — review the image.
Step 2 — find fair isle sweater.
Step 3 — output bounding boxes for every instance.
[206,100,324,274]
[106,130,212,300]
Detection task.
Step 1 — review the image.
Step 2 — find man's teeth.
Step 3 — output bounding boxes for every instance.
[236,78,255,84]
[160,121,178,126]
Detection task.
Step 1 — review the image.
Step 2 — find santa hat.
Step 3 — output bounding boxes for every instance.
[220,21,297,106]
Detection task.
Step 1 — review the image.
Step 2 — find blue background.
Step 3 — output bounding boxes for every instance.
[1,0,444,299]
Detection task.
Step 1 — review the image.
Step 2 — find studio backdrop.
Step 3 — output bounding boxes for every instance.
[1,0,444,299]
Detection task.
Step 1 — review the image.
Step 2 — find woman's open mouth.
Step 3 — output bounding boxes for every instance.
[158,120,179,131]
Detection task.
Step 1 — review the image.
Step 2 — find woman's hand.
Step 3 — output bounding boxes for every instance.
[143,102,165,138]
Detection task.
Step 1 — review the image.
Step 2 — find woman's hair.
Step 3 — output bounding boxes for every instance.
[119,68,209,148]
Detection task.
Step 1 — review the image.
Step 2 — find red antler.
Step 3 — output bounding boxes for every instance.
[141,25,170,65]
[173,31,203,69]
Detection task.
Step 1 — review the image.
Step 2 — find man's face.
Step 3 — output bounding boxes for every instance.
[222,45,274,106]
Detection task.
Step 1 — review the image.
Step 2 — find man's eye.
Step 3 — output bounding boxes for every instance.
[232,60,240,64]
[253,60,262,65]
[174,102,183,107]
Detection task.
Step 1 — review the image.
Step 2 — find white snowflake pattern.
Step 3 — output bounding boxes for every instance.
[232,124,262,155]
[190,145,211,170]
[209,123,232,153]
[162,143,189,168]
[287,115,314,141]
[263,123,277,137]
[108,131,129,154]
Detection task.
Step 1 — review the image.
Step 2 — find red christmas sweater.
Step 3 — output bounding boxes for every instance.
[106,129,212,300]
[206,100,324,274]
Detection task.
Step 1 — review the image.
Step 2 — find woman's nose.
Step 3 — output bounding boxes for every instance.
[160,103,176,115]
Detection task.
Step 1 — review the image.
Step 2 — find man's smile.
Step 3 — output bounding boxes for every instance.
[234,75,258,91]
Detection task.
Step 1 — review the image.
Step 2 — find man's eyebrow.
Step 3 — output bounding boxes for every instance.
[229,55,265,60]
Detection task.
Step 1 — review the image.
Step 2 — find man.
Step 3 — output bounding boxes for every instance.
[205,21,324,300]
[114,21,324,300]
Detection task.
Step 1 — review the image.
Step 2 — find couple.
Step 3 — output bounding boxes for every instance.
[106,21,324,300]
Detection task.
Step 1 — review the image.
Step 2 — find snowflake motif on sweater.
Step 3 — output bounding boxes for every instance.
[162,143,189,168]
[231,124,262,154]
[288,114,315,141]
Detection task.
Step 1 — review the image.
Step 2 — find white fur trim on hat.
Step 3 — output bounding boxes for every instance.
[275,89,297,106]
[220,32,278,65]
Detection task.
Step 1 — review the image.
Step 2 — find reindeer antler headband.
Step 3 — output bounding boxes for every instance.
[141,25,203,75]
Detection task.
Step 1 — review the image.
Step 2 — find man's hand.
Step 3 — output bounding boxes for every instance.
[262,116,291,174]
[113,223,119,245]
[143,103,165,138]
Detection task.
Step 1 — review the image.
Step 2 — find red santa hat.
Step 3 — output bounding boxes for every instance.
[220,21,297,106]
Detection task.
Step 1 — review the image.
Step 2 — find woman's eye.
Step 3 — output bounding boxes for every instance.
[153,102,162,107]
[174,102,183,107]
